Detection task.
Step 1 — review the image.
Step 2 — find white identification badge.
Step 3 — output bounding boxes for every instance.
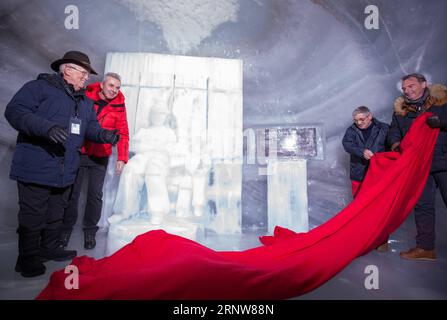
[70,117,82,135]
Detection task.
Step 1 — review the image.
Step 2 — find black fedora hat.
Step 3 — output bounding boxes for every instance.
[51,50,98,75]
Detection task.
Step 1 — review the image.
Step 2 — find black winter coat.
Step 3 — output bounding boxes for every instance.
[388,104,447,174]
[4,74,104,187]
[343,118,389,181]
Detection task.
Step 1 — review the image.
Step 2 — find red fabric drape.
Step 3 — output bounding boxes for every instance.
[37,113,438,300]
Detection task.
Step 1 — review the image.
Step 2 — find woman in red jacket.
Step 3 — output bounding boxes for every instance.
[60,72,129,249]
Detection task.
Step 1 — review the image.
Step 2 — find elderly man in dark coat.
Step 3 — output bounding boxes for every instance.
[4,51,119,277]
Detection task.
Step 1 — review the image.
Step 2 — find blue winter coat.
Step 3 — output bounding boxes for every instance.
[342,118,389,181]
[4,73,104,187]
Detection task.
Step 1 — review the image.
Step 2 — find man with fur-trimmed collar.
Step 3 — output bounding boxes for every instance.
[388,73,447,261]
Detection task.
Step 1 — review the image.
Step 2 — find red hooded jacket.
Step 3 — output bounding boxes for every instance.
[83,82,129,162]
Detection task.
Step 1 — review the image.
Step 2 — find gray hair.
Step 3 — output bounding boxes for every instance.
[104,72,121,82]
[59,63,88,74]
[352,106,371,117]
[59,63,68,74]
[402,73,426,83]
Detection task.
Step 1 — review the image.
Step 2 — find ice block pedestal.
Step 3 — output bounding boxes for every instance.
[106,215,203,255]
[267,160,309,234]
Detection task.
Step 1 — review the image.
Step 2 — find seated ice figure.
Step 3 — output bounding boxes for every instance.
[109,104,211,226]
[109,105,177,224]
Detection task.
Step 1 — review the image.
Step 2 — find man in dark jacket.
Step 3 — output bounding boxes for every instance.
[343,106,389,197]
[343,106,389,252]
[4,51,120,277]
[388,73,447,262]
[60,72,129,250]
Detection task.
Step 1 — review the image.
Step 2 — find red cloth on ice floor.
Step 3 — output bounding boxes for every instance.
[37,113,439,300]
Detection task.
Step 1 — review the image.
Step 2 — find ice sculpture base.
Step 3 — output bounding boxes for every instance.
[106,215,203,255]
[267,160,309,234]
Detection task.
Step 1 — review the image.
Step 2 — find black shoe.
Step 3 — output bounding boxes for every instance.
[39,247,77,262]
[15,256,46,278]
[84,233,96,250]
[59,231,72,248]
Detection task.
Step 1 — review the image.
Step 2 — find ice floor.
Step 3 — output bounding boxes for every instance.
[0,200,446,300]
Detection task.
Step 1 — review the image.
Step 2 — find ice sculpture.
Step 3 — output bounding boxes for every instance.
[104,53,243,254]
[108,104,177,225]
[207,163,242,234]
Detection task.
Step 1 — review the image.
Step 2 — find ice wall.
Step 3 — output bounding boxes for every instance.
[119,0,239,54]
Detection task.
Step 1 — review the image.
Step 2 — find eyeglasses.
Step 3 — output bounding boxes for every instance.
[67,65,89,78]
[354,117,368,123]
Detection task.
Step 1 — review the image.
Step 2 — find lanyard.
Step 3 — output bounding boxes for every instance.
[61,81,81,118]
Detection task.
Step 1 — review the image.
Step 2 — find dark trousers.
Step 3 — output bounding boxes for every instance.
[17,181,71,254]
[62,154,108,235]
[17,181,71,232]
[415,171,447,250]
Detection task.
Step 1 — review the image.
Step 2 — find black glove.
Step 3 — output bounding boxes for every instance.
[47,126,68,144]
[100,129,120,146]
[391,142,401,152]
[426,115,447,129]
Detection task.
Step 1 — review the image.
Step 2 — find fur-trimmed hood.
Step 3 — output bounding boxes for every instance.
[394,84,447,116]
